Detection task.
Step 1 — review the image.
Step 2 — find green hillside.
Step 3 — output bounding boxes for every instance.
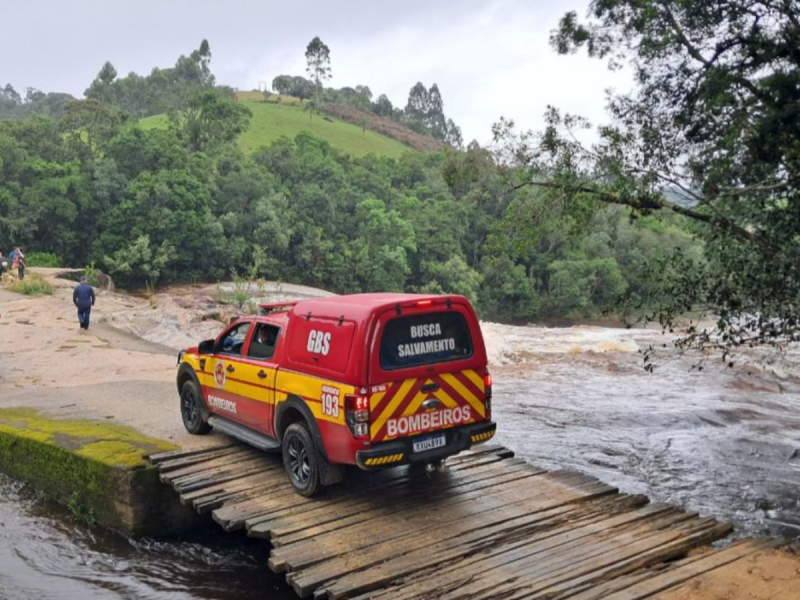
[140,94,415,158]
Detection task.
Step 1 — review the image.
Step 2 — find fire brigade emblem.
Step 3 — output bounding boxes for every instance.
[214,361,226,388]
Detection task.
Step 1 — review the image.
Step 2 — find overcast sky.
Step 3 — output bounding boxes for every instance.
[1,0,630,144]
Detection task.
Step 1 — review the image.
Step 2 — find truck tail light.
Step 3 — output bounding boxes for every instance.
[345,393,370,438]
[484,372,492,417]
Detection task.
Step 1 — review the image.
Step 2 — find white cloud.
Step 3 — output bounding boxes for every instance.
[245,0,631,144]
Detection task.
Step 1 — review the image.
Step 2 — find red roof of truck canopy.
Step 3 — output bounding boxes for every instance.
[284,293,469,322]
[261,293,485,385]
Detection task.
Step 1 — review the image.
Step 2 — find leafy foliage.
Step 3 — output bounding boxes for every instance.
[84,40,216,118]
[305,37,332,105]
[25,252,62,267]
[492,0,800,353]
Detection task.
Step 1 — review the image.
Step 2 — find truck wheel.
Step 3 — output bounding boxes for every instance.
[180,380,211,435]
[282,422,321,497]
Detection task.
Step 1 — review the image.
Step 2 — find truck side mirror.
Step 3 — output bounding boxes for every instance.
[198,339,214,355]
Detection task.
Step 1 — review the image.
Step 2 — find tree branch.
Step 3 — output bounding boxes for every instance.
[511,179,780,253]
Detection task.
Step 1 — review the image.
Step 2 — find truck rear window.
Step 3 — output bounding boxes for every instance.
[380,312,473,370]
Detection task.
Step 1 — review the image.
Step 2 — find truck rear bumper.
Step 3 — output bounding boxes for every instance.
[355,421,496,470]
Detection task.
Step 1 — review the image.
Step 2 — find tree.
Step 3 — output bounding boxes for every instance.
[2,84,21,105]
[373,94,393,117]
[169,89,251,153]
[405,82,429,123]
[60,99,123,154]
[354,85,372,100]
[84,61,118,106]
[494,0,800,357]
[305,36,331,104]
[303,98,318,123]
[98,61,117,85]
[444,118,463,150]
[272,75,293,96]
[405,82,456,141]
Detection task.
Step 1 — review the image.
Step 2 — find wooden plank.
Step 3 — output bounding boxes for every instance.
[171,459,281,494]
[595,538,780,600]
[154,445,250,472]
[354,497,660,600]
[322,504,686,600]
[271,475,612,574]
[177,466,287,505]
[259,460,542,535]
[340,517,728,600]
[288,481,621,597]
[260,464,550,545]
[453,522,733,600]
[222,459,541,535]
[561,539,776,600]
[147,442,237,463]
[163,451,270,484]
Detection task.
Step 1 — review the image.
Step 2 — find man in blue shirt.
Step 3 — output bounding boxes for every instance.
[73,276,96,330]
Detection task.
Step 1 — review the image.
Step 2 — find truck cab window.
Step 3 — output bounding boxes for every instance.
[248,324,280,360]
[217,322,251,356]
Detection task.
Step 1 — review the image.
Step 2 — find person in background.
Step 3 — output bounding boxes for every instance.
[10,249,21,282]
[73,275,96,330]
[15,247,25,280]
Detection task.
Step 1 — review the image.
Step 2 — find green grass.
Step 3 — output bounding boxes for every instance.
[6,273,54,295]
[140,96,414,159]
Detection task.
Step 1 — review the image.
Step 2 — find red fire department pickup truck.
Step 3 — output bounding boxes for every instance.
[176,293,496,495]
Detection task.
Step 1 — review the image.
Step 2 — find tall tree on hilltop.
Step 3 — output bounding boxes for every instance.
[493,0,800,358]
[305,36,331,106]
[85,61,118,106]
[405,82,459,145]
[405,82,429,123]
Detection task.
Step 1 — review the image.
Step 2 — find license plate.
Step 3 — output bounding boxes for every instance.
[413,433,446,453]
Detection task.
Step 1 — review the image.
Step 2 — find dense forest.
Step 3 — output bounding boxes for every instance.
[0,75,699,323]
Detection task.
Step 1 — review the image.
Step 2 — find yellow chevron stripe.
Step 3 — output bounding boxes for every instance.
[402,387,431,417]
[434,387,459,409]
[441,373,485,418]
[372,378,416,435]
[463,369,485,391]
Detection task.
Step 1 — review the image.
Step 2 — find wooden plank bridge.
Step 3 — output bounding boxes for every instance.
[149,444,781,599]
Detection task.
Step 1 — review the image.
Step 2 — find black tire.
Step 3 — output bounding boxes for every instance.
[180,380,211,435]
[282,422,321,497]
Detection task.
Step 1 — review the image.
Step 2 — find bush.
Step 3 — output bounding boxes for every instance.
[7,273,54,296]
[26,252,63,268]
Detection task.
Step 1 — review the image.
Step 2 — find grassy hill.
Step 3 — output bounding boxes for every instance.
[140,93,415,159]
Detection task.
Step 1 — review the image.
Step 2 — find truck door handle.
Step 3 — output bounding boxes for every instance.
[226,365,235,373]
[257,370,267,379]
[421,382,440,393]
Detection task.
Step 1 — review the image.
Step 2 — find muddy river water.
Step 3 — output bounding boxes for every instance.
[1,323,798,599]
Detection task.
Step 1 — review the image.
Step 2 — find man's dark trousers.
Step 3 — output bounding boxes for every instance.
[78,306,92,329]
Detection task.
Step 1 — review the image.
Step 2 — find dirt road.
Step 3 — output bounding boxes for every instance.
[0,275,220,448]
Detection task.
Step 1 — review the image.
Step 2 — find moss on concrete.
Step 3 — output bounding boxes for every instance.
[0,408,200,537]
[0,408,176,467]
